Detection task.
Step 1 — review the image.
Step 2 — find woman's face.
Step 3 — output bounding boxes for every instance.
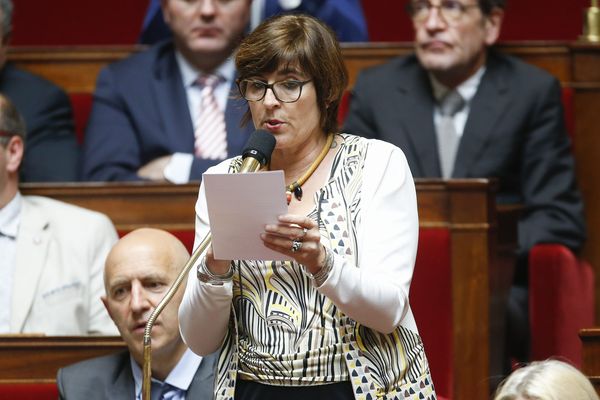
[247,65,323,151]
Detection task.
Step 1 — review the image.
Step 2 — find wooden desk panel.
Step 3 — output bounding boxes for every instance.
[0,336,125,383]
[20,179,512,399]
[580,328,600,394]
[7,42,572,94]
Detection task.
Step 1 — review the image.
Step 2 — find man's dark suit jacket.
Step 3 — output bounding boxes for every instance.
[81,40,253,181]
[0,63,79,182]
[57,350,218,399]
[343,51,586,266]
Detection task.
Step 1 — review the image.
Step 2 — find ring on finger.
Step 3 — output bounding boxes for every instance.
[300,227,308,238]
[291,239,303,253]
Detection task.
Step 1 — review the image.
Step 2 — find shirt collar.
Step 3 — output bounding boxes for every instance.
[174,50,236,88]
[429,65,486,105]
[131,348,203,398]
[0,192,22,239]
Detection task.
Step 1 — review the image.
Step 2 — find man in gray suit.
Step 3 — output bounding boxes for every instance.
[57,228,217,399]
[0,94,116,335]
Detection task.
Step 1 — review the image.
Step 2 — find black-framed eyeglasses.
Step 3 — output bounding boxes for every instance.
[406,0,480,23]
[237,79,312,103]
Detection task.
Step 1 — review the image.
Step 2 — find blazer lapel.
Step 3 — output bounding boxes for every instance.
[394,62,440,177]
[188,351,218,397]
[152,46,195,150]
[453,54,510,177]
[11,197,51,332]
[107,353,136,400]
[224,80,254,155]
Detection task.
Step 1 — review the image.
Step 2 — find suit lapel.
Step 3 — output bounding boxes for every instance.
[454,54,510,177]
[11,197,51,332]
[107,353,136,400]
[394,61,440,177]
[152,46,195,150]
[188,351,218,397]
[224,81,253,156]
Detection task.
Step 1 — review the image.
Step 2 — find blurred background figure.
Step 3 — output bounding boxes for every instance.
[81,0,254,182]
[494,359,599,400]
[343,0,586,367]
[57,228,218,399]
[0,0,79,182]
[0,93,116,335]
[139,0,369,44]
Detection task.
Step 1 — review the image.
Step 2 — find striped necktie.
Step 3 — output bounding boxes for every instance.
[194,74,228,160]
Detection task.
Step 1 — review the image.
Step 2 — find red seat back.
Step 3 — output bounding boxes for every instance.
[410,228,453,398]
[68,92,94,144]
[529,244,595,367]
[0,383,59,399]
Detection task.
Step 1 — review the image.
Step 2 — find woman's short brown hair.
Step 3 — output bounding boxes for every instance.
[235,14,348,135]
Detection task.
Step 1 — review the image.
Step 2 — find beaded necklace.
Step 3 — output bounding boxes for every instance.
[285,133,334,205]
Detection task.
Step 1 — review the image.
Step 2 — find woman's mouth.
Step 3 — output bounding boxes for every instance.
[265,119,284,130]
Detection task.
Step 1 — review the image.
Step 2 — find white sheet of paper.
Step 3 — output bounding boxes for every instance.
[203,170,291,261]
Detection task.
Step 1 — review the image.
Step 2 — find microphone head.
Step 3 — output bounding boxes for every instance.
[242,130,276,166]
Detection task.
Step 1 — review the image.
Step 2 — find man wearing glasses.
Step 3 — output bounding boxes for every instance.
[81,0,254,183]
[344,0,586,366]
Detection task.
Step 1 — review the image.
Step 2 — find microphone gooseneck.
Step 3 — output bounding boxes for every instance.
[142,130,275,400]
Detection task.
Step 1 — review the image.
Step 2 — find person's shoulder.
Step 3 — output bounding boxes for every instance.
[102,40,175,77]
[340,133,404,159]
[353,55,422,92]
[23,195,114,228]
[0,63,68,96]
[59,351,129,385]
[489,50,558,87]
[357,54,420,80]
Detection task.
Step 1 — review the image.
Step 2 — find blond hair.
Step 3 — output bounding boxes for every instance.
[494,360,599,400]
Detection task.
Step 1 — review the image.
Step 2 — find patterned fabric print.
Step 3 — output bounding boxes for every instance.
[212,135,435,399]
[234,258,348,384]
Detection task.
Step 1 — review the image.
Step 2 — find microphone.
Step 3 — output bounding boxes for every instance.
[239,129,276,173]
[141,130,276,400]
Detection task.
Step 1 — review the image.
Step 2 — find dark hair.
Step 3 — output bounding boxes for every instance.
[235,14,348,135]
[0,94,26,146]
[479,0,506,15]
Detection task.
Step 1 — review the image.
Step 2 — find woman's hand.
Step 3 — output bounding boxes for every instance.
[205,245,232,276]
[262,214,326,274]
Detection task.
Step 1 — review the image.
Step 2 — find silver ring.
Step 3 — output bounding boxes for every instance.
[300,227,308,238]
[291,239,303,253]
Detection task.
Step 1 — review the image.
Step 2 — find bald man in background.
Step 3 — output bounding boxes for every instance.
[57,228,218,400]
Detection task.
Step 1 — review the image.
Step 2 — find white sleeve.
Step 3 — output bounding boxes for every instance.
[318,141,419,334]
[178,161,235,356]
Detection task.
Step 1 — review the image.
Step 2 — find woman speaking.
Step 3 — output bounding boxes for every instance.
[179,14,435,400]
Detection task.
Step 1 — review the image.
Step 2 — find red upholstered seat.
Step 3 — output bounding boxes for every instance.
[337,90,351,128]
[0,383,58,399]
[529,244,595,367]
[68,92,93,144]
[410,228,452,398]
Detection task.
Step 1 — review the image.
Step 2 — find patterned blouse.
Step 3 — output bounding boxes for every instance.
[188,134,436,400]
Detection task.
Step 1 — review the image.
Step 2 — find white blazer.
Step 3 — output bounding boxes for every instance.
[11,195,118,335]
